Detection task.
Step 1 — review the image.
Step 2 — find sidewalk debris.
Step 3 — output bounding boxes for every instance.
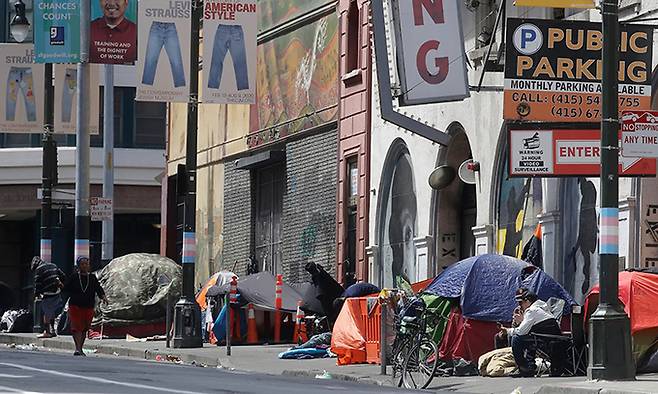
[82,348,97,355]
[510,387,522,394]
[15,344,39,351]
[315,370,333,380]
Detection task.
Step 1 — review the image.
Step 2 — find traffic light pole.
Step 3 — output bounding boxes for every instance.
[587,0,635,381]
[40,63,55,264]
[173,0,202,348]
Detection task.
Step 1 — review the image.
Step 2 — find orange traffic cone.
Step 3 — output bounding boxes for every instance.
[246,303,259,344]
[294,300,308,345]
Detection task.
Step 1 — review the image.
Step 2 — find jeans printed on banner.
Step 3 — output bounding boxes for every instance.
[6,67,37,122]
[141,21,186,88]
[61,68,77,123]
[208,24,249,91]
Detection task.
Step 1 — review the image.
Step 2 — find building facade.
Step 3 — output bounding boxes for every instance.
[164,0,340,287]
[359,1,658,304]
[0,2,165,308]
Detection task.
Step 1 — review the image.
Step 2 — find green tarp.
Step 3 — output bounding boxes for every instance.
[420,294,454,345]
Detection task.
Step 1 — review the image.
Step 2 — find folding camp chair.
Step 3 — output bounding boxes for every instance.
[531,304,587,376]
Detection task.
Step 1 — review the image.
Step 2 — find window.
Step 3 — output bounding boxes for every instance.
[345,0,360,74]
[135,100,167,149]
[344,158,358,286]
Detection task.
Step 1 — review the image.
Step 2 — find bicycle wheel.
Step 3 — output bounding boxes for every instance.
[401,338,439,390]
[391,337,411,387]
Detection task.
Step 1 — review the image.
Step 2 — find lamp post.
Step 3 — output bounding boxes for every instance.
[172,0,202,348]
[10,0,57,266]
[588,0,635,381]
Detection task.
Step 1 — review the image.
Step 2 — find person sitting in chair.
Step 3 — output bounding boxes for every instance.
[498,288,566,377]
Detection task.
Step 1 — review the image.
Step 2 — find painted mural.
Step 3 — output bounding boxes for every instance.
[258,0,331,32]
[380,150,418,288]
[561,177,600,304]
[247,14,339,148]
[497,153,543,259]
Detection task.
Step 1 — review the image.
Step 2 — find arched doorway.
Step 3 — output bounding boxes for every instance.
[377,140,417,288]
[433,127,476,272]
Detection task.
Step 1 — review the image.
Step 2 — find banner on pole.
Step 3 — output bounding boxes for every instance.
[89,0,138,64]
[136,0,191,103]
[54,64,100,134]
[34,0,81,63]
[202,0,257,104]
[0,44,45,133]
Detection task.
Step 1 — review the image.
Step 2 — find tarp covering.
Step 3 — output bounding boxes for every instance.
[216,272,317,314]
[330,298,366,365]
[196,271,236,310]
[420,294,453,345]
[425,254,576,322]
[438,307,499,363]
[585,271,658,334]
[94,253,181,326]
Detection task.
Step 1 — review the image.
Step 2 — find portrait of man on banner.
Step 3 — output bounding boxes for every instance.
[90,0,137,64]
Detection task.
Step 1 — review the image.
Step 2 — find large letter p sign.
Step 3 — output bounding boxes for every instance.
[512,23,542,55]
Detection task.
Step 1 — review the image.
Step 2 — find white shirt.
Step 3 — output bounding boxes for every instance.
[506,299,555,337]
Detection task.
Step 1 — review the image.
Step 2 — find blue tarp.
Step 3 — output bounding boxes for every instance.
[424,254,576,322]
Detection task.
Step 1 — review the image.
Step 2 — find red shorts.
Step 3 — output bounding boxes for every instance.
[68,305,94,333]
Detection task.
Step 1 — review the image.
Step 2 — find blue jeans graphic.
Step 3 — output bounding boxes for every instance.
[6,67,37,122]
[61,68,76,123]
[208,24,249,90]
[141,22,186,88]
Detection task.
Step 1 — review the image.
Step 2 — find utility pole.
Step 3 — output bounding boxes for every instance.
[588,0,635,381]
[102,64,114,266]
[41,63,56,264]
[74,0,91,265]
[173,0,202,348]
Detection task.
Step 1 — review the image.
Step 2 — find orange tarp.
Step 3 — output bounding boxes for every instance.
[331,298,368,365]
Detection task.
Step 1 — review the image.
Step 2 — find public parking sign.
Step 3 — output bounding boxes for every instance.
[509,129,656,177]
[90,197,113,221]
[621,110,658,158]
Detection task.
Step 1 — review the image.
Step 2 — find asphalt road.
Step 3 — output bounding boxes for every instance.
[0,348,421,394]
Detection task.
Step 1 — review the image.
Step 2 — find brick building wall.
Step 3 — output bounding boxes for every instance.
[221,164,252,275]
[282,129,338,284]
[336,0,372,284]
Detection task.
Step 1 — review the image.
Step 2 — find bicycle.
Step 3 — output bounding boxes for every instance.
[389,294,439,390]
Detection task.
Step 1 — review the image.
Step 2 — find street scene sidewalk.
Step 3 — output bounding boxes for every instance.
[3,332,658,394]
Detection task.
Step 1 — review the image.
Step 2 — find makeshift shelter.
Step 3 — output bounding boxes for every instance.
[585,271,658,370]
[196,271,236,310]
[91,253,181,337]
[424,254,576,323]
[438,307,500,363]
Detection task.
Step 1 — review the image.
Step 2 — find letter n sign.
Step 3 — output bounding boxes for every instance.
[393,0,469,105]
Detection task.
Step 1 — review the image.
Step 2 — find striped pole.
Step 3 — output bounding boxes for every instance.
[274,274,282,343]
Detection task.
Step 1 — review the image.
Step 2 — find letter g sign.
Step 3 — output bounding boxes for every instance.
[513,23,543,55]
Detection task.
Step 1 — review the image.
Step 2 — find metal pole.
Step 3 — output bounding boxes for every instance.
[380,302,387,375]
[74,0,91,266]
[166,295,171,348]
[173,0,202,348]
[226,294,231,356]
[41,63,54,264]
[588,0,635,381]
[102,64,114,266]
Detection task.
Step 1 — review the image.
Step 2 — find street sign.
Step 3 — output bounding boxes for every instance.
[509,129,657,177]
[37,188,75,201]
[621,110,658,158]
[90,197,113,221]
[504,18,653,122]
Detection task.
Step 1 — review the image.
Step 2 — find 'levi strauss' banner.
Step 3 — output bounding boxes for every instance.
[202,0,257,104]
[136,0,191,102]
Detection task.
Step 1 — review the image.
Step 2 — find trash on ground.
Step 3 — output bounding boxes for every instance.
[315,370,332,379]
[15,344,38,351]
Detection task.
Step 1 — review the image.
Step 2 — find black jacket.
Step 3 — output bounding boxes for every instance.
[63,273,105,308]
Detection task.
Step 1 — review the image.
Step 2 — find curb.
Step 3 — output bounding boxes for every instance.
[281,369,387,386]
[537,385,655,394]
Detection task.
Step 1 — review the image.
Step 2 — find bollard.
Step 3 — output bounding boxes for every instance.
[274,274,282,343]
[380,301,387,375]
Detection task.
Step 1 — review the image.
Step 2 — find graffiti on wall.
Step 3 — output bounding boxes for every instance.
[299,211,334,260]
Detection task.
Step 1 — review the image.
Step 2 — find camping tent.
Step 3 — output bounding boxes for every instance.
[196,271,236,310]
[585,271,658,369]
[438,307,500,363]
[424,254,576,322]
[214,271,323,314]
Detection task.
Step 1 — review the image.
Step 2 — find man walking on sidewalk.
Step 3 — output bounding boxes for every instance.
[31,256,65,338]
[62,257,108,356]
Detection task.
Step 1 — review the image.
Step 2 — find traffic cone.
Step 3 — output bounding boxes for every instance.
[246,303,259,344]
[274,274,282,343]
[294,300,308,345]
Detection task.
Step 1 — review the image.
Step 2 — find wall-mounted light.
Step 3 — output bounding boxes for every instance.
[10,0,30,43]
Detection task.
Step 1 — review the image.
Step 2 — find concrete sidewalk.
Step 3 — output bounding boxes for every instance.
[2,332,658,393]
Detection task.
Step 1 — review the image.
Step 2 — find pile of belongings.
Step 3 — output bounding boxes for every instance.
[0,309,32,333]
[278,332,334,359]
